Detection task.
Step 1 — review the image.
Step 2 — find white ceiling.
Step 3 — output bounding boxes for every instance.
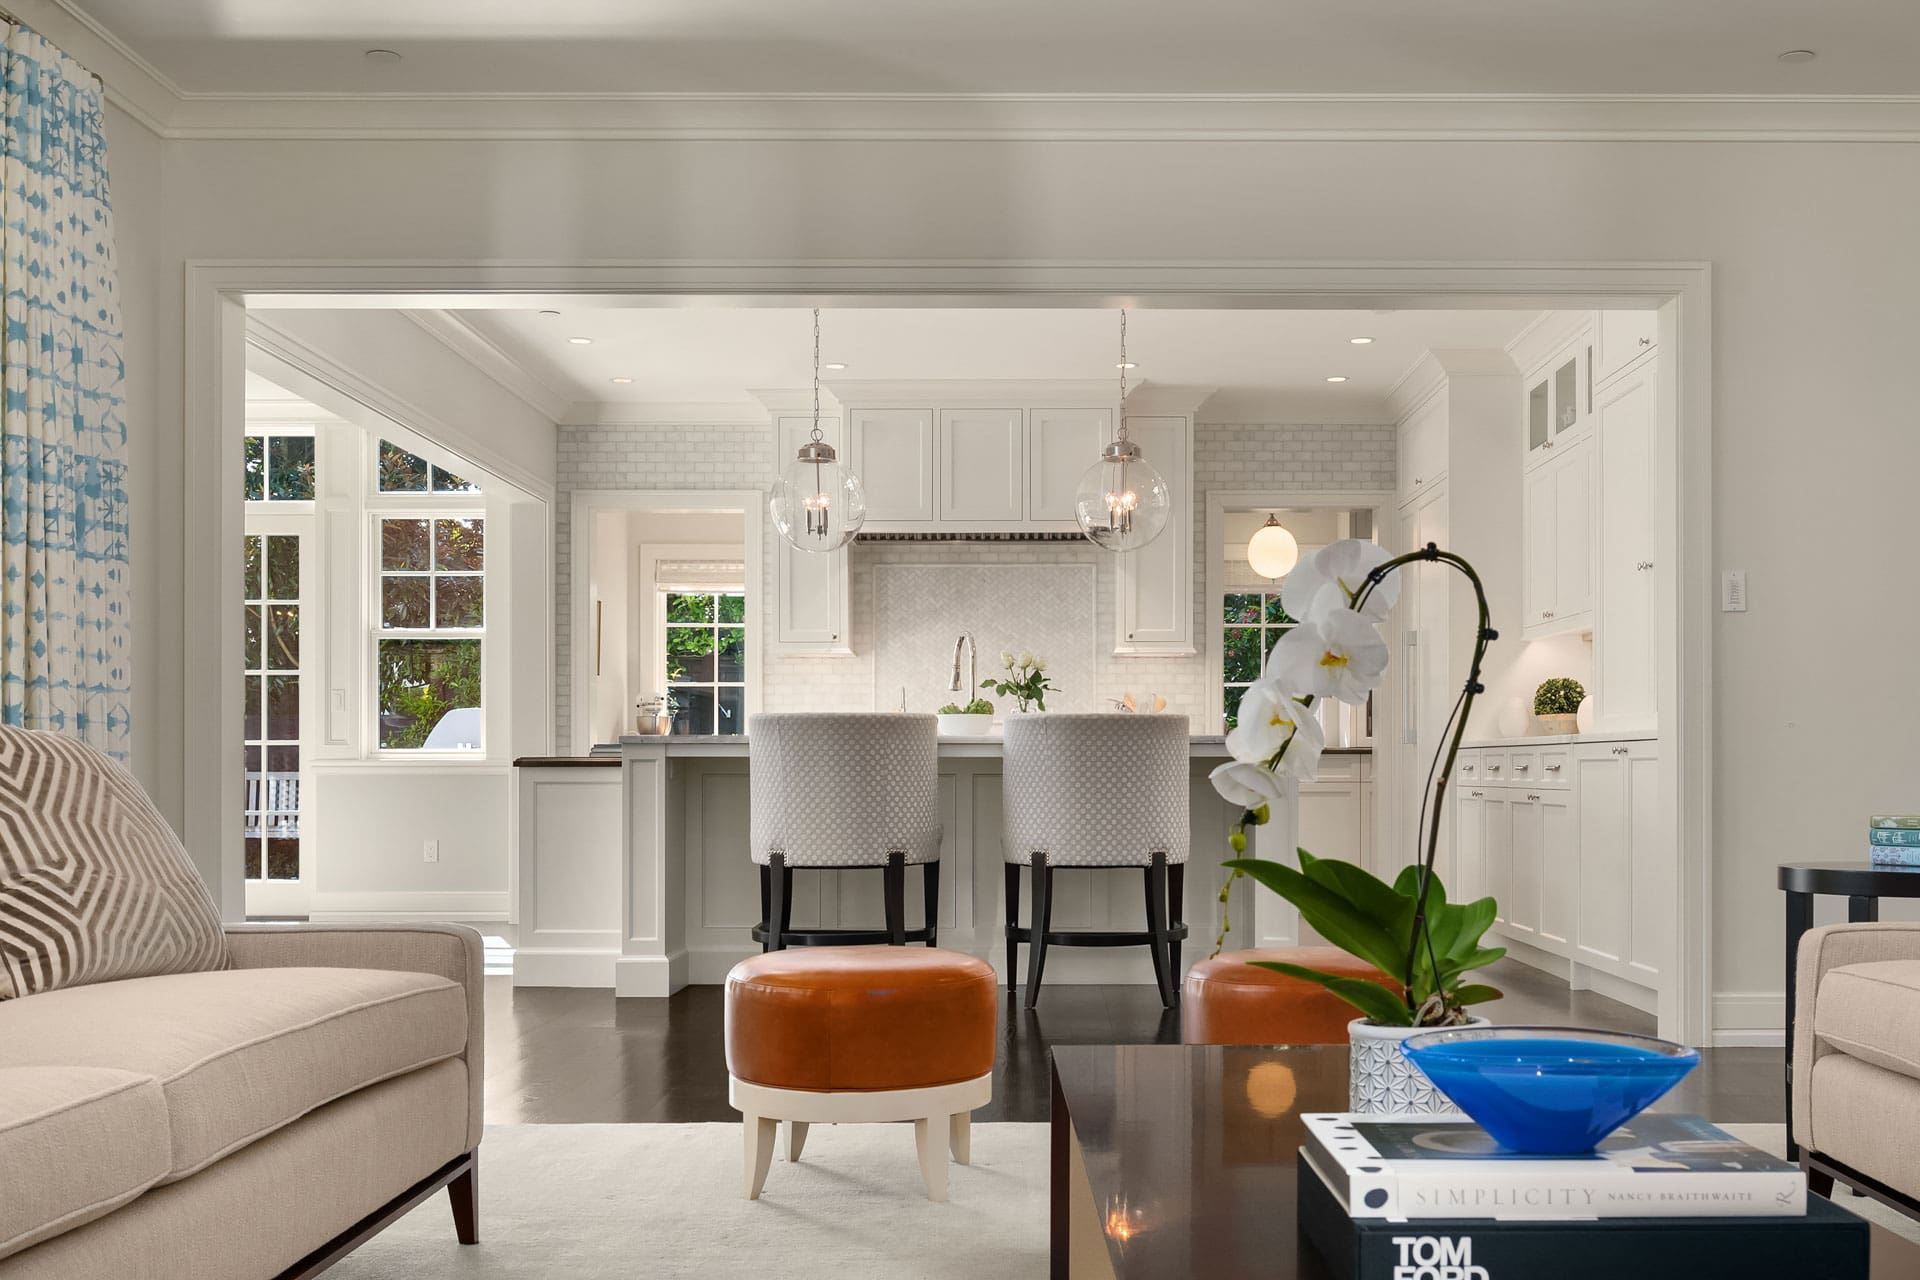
[63,0,1913,95]
[452,306,1541,418]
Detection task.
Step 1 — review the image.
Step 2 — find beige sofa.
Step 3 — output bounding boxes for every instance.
[0,922,483,1278]
[1793,920,1920,1213]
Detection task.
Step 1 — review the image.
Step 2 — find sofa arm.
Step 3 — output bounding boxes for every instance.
[224,923,484,1151]
[1792,922,1920,1150]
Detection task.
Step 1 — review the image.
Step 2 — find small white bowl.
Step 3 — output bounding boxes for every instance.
[936,713,996,737]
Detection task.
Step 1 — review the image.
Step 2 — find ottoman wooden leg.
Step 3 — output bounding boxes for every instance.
[786,1120,810,1163]
[949,1112,971,1165]
[914,1115,949,1201]
[743,1114,778,1200]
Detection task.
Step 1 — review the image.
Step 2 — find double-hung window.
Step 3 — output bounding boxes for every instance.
[1221,591,1296,730]
[661,578,747,736]
[373,441,485,751]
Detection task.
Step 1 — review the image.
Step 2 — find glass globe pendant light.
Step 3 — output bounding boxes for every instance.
[1246,513,1300,579]
[1074,309,1171,551]
[771,308,866,553]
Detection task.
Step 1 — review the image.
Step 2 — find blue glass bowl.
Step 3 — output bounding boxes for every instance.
[1400,1026,1701,1155]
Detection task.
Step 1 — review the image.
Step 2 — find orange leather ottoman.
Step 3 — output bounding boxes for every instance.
[725,946,997,1201]
[1182,946,1400,1046]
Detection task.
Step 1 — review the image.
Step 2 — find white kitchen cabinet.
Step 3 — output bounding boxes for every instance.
[1453,762,1485,903]
[1506,791,1541,943]
[1397,395,1447,504]
[770,414,850,654]
[1593,362,1659,732]
[1399,481,1452,878]
[1537,787,1577,949]
[1028,407,1109,524]
[1482,789,1512,929]
[848,408,935,525]
[1299,755,1365,865]
[1573,739,1668,984]
[1626,742,1669,983]
[1524,336,1590,469]
[1522,437,1594,638]
[936,407,1023,523]
[1114,414,1194,654]
[1596,310,1658,387]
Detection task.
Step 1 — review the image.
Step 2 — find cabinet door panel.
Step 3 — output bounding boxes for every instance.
[1538,790,1577,948]
[1454,789,1485,904]
[1114,416,1191,651]
[1627,746,1670,980]
[1507,793,1541,939]
[1597,310,1658,385]
[1028,408,1109,524]
[1484,792,1512,928]
[849,408,934,523]
[1596,368,1658,731]
[1524,466,1557,627]
[937,408,1023,523]
[1554,444,1594,619]
[772,415,849,650]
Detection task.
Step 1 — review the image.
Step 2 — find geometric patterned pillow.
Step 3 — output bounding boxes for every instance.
[0,726,228,999]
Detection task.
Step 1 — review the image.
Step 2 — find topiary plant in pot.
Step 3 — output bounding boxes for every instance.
[1534,677,1585,734]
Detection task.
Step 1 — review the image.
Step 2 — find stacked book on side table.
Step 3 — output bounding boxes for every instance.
[1297,1112,1868,1280]
[1870,815,1920,866]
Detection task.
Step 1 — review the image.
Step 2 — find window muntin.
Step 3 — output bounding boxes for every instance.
[378,440,480,494]
[243,533,301,879]
[377,515,484,750]
[242,433,316,502]
[664,590,746,736]
[1221,591,1295,731]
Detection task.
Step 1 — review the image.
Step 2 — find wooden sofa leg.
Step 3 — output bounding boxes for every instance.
[448,1157,478,1245]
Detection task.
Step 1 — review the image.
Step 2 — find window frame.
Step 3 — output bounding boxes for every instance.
[367,498,489,758]
[658,583,748,737]
[242,423,318,511]
[1221,590,1298,731]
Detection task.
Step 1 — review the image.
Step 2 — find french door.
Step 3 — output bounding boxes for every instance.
[242,514,315,917]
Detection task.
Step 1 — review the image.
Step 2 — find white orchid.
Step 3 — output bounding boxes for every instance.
[1281,538,1401,624]
[1019,652,1034,669]
[1225,681,1325,776]
[1209,758,1290,814]
[1265,592,1389,706]
[999,651,1014,668]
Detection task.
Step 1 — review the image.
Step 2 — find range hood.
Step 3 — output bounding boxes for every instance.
[854,530,1089,544]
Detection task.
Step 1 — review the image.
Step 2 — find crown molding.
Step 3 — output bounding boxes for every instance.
[400,310,570,423]
[560,401,772,427]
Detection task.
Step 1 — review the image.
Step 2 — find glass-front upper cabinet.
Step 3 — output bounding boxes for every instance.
[1525,334,1591,467]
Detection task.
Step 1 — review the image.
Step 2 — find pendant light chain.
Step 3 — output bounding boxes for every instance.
[1116,308,1129,444]
[810,307,824,445]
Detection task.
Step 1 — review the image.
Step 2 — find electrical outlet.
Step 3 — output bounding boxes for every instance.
[1721,570,1748,613]
[423,839,440,864]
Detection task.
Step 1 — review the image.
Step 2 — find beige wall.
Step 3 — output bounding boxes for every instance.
[105,114,1920,1034]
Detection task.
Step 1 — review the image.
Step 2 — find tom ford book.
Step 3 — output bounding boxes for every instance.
[1298,1150,1867,1280]
[1301,1112,1805,1221]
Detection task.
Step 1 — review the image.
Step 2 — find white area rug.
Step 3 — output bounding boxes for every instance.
[1722,1125,1920,1246]
[328,1123,1049,1279]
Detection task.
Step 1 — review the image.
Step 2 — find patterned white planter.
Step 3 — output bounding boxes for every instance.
[1348,1017,1489,1115]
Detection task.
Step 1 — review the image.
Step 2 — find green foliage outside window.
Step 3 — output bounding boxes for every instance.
[378,639,482,749]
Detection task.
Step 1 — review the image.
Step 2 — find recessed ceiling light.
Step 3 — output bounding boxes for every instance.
[1777,49,1816,64]
[364,48,403,65]
[1349,336,1374,345]
[824,362,848,371]
[1325,375,1348,383]
[567,336,593,345]
[1116,361,1138,370]
[610,377,633,385]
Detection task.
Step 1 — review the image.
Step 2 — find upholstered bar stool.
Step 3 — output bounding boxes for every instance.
[1183,946,1400,1045]
[1002,713,1190,1009]
[748,713,942,951]
[726,947,997,1201]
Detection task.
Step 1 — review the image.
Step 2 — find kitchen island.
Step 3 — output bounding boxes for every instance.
[512,735,1372,995]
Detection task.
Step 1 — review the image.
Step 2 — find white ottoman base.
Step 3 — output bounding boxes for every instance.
[730,1072,993,1202]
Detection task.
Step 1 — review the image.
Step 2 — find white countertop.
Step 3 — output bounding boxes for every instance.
[1460,730,1657,748]
[589,733,1371,761]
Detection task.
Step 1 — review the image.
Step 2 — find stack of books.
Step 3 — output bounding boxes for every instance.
[1297,1112,1868,1279]
[1870,815,1920,866]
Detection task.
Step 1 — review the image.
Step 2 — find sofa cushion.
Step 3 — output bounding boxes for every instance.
[1813,958,1920,1083]
[0,967,465,1179]
[0,726,228,1000]
[0,1066,170,1263]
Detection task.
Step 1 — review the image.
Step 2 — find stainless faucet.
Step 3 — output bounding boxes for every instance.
[949,632,977,698]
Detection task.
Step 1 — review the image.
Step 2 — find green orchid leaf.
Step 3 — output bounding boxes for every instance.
[1392,864,1449,911]
[1223,858,1409,977]
[1248,960,1414,1026]
[1299,857,1418,941]
[1436,898,1498,962]
[1451,946,1508,974]
[1454,984,1505,1006]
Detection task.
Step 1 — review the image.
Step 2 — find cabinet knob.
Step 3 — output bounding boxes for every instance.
[1638,336,1652,346]
[1542,610,1555,619]
[1414,477,1423,486]
[1528,793,1541,802]
[1544,440,1555,449]
[1472,790,1483,798]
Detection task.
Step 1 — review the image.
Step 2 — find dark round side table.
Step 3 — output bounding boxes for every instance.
[1778,860,1920,1158]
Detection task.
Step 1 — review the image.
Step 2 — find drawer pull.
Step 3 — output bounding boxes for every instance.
[1513,763,1529,772]
[1545,763,1562,772]
[1527,793,1541,802]
[1486,764,1501,772]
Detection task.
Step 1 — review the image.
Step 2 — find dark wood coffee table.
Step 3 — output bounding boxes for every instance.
[1049,1044,1920,1279]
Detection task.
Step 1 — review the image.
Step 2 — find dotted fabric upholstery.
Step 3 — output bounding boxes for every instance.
[1002,714,1190,867]
[748,714,942,867]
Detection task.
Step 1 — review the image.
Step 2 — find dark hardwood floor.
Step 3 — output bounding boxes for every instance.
[482,959,1783,1125]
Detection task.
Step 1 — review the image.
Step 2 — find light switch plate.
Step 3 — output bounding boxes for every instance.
[1721,570,1747,612]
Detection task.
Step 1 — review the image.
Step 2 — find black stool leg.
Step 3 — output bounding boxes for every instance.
[1145,853,1174,1009]
[1004,863,1021,992]
[1026,854,1053,1010]
[885,851,907,945]
[1167,862,1186,1002]
[923,861,941,948]
[757,862,770,950]
[765,854,788,952]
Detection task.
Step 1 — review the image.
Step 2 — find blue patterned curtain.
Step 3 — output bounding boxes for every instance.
[0,25,127,758]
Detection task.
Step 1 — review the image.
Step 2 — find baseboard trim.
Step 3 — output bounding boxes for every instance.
[1710,1029,1786,1048]
[684,942,1177,988]
[1493,933,1662,1017]
[512,948,620,988]
[1711,991,1785,1047]
[614,950,691,997]
[307,891,509,923]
